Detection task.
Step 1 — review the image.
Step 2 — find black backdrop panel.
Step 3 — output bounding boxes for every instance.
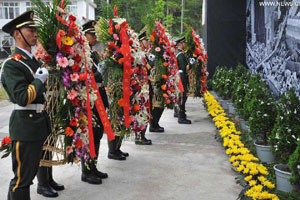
[207,0,246,78]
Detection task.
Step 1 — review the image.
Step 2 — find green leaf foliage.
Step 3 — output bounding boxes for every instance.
[94,0,203,35]
[270,88,300,164]
[288,140,300,189]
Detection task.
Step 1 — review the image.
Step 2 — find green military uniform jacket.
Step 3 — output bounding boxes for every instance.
[91,50,109,108]
[1,47,50,141]
[176,48,189,91]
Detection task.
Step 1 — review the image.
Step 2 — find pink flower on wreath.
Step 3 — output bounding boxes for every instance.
[66,146,73,156]
[113,34,119,41]
[70,73,79,82]
[67,89,77,100]
[58,57,69,68]
[81,100,87,108]
[155,47,161,52]
[70,46,76,57]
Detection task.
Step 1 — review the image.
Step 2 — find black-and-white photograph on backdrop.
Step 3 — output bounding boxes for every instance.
[246,0,300,98]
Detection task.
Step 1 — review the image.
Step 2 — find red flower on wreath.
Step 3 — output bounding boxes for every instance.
[69,15,76,22]
[69,118,78,127]
[79,73,87,81]
[72,64,80,72]
[1,136,11,147]
[44,55,52,63]
[73,54,81,63]
[75,139,82,149]
[71,98,79,106]
[56,30,66,50]
[133,104,140,111]
[65,127,74,137]
[62,45,71,54]
[118,98,124,107]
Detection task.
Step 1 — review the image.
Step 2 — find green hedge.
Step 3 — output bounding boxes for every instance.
[211,65,300,192]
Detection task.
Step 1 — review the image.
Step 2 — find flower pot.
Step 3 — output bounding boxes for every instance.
[228,102,236,114]
[274,164,297,193]
[210,91,218,99]
[240,120,248,131]
[245,124,250,133]
[220,100,230,110]
[234,114,240,121]
[254,142,274,164]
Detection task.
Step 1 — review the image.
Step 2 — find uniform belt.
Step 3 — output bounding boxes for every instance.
[14,104,44,113]
[179,70,183,73]
[97,83,104,88]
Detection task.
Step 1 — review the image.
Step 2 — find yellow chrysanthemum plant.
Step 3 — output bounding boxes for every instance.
[204,91,279,200]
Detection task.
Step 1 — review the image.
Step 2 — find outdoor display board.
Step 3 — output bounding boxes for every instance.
[246,0,300,97]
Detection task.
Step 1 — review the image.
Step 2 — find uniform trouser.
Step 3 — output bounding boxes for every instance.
[82,107,104,174]
[136,128,147,139]
[9,140,44,192]
[149,80,164,128]
[178,91,188,119]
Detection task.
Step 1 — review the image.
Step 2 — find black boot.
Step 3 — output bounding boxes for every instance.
[150,108,164,132]
[178,118,192,124]
[135,131,152,145]
[156,108,165,131]
[90,159,108,179]
[7,190,11,200]
[174,107,178,118]
[115,136,129,157]
[10,188,30,200]
[37,166,58,198]
[48,166,65,191]
[108,137,126,160]
[81,159,102,184]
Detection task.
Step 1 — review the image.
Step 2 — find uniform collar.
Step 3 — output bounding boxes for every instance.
[16,46,34,60]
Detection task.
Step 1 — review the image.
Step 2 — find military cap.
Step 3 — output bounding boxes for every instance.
[2,10,39,36]
[138,31,147,41]
[82,20,97,34]
[175,36,186,46]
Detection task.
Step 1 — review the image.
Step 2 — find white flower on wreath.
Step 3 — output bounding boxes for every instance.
[68,58,75,66]
[132,51,145,65]
[112,17,127,25]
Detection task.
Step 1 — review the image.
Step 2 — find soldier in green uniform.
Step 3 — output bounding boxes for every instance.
[141,31,165,133]
[0,11,51,200]
[81,20,109,184]
[174,37,192,124]
[134,31,152,145]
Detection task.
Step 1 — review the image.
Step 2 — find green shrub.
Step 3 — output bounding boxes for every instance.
[233,74,251,119]
[288,140,300,188]
[247,81,277,145]
[212,66,226,96]
[242,74,262,121]
[222,68,235,100]
[270,89,300,164]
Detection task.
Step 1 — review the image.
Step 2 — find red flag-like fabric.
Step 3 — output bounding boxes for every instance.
[82,45,96,158]
[174,53,184,93]
[89,70,115,141]
[119,24,132,128]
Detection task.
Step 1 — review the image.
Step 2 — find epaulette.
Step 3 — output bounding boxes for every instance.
[12,54,22,61]
[12,54,28,62]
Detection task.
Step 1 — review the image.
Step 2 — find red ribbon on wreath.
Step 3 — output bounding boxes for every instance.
[82,46,96,158]
[89,70,115,141]
[119,23,132,128]
[174,51,184,93]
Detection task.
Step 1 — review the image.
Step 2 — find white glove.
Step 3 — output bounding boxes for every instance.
[189,58,196,65]
[149,54,155,62]
[97,61,105,73]
[34,67,49,83]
